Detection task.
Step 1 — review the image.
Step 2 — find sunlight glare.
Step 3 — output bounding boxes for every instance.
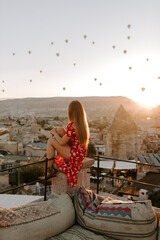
[134,90,160,108]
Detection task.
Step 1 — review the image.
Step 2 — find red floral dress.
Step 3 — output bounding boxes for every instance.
[54,122,88,187]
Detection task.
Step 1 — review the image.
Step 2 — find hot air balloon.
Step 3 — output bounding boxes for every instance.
[99,83,102,86]
[65,40,68,43]
[141,87,145,92]
[2,80,5,83]
[146,58,149,61]
[158,77,160,79]
[29,80,32,83]
[63,87,66,91]
[73,63,76,66]
[2,89,5,92]
[92,41,95,44]
[123,50,127,54]
[12,53,15,56]
[94,78,97,81]
[56,53,60,57]
[127,24,131,28]
[40,70,43,73]
[51,42,54,45]
[127,36,131,39]
[112,45,116,49]
[129,66,132,70]
[28,51,31,54]
[83,35,87,39]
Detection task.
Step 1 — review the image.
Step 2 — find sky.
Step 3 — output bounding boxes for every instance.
[1,0,160,107]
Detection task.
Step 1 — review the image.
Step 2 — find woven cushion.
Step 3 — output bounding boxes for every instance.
[74,187,158,240]
[0,200,59,227]
[49,224,115,240]
[0,193,75,240]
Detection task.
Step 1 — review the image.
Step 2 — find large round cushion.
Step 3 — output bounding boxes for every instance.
[0,193,75,240]
[74,187,158,240]
[50,224,116,240]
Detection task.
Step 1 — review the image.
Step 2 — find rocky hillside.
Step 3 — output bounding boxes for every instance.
[0,96,158,120]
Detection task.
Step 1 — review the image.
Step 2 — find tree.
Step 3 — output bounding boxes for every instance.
[54,116,60,121]
[20,164,44,184]
[149,190,160,208]
[87,142,96,156]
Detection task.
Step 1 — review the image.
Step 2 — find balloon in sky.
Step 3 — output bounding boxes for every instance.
[99,83,102,86]
[51,42,54,45]
[83,35,87,39]
[28,51,31,54]
[112,45,116,49]
[63,87,66,91]
[123,50,127,54]
[2,89,5,92]
[127,36,131,39]
[65,40,68,43]
[141,87,145,92]
[12,53,15,56]
[94,78,97,81]
[92,41,95,44]
[2,80,5,83]
[29,80,32,83]
[129,66,132,70]
[56,53,60,57]
[146,58,149,61]
[127,24,131,28]
[158,77,160,79]
[73,63,76,66]
[40,70,43,73]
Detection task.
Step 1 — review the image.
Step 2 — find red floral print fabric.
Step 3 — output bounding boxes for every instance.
[54,122,87,187]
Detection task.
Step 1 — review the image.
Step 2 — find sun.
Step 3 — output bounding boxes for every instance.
[138,97,159,108]
[127,73,160,108]
[133,90,160,108]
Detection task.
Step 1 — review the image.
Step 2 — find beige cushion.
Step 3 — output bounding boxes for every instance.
[74,187,158,240]
[49,224,115,240]
[0,193,75,240]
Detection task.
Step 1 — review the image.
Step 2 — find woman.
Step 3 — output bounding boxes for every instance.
[47,100,90,187]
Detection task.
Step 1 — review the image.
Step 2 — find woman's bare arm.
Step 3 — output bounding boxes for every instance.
[50,128,70,146]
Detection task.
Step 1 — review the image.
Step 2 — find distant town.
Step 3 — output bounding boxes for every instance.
[0,97,160,206]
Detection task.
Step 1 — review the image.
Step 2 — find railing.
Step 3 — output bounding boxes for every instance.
[0,154,160,200]
[90,155,160,194]
[0,157,55,201]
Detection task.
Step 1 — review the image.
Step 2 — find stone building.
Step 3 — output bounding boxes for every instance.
[0,141,23,155]
[0,129,10,142]
[26,142,47,157]
[7,124,21,139]
[0,159,9,187]
[136,153,160,180]
[95,144,105,156]
[105,105,138,160]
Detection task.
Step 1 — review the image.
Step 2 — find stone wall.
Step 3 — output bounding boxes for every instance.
[26,146,46,157]
[0,172,9,186]
[105,132,138,160]
[51,158,94,194]
[0,141,18,155]
[0,133,10,142]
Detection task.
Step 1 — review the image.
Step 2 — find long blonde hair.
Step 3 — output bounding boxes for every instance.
[68,101,90,147]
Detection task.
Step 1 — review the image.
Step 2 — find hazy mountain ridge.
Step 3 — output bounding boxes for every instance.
[0,96,159,119]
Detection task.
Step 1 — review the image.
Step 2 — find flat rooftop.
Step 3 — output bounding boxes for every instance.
[93,159,137,170]
[0,194,43,208]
